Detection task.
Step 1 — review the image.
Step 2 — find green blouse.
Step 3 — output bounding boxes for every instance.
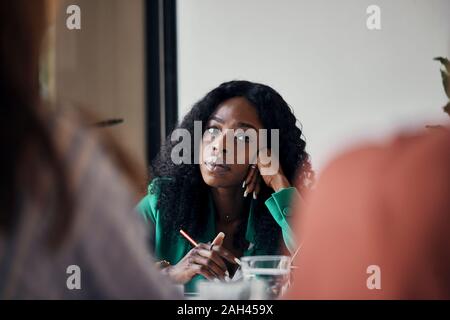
[136,177,298,292]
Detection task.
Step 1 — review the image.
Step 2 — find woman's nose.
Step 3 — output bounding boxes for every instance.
[211,133,228,155]
[212,143,227,155]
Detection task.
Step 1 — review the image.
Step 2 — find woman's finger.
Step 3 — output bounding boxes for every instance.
[191,263,216,281]
[192,255,225,279]
[256,147,271,165]
[211,245,240,265]
[196,243,228,272]
[197,248,228,273]
[212,232,225,246]
[244,167,259,197]
[243,165,257,189]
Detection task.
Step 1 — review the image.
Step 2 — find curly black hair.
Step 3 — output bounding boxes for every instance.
[149,80,313,253]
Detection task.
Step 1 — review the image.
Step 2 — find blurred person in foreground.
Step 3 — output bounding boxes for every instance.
[0,0,179,299]
[286,127,450,299]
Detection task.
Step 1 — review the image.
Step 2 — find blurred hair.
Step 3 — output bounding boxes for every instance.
[0,0,72,247]
[0,0,144,249]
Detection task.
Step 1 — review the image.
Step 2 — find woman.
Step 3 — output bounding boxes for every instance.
[137,80,313,292]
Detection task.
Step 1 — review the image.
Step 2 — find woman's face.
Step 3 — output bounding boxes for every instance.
[199,97,264,188]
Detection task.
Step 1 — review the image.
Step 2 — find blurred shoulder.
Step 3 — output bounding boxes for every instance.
[318,127,450,183]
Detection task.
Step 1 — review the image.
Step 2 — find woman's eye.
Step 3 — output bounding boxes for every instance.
[206,127,220,138]
[235,133,251,143]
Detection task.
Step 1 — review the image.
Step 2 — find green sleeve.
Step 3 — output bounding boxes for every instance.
[264,187,299,254]
[136,194,157,225]
[135,178,174,258]
[136,178,168,225]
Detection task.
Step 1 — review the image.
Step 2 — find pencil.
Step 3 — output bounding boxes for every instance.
[180,229,241,266]
[180,229,198,247]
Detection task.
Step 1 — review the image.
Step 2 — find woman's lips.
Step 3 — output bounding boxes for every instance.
[204,161,231,173]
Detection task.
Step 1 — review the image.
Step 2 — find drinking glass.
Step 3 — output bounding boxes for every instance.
[240,255,291,299]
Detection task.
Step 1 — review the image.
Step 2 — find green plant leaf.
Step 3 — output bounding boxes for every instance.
[440,70,450,99]
[434,57,450,73]
[444,102,450,117]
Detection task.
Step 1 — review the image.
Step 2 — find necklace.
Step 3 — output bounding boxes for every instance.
[223,214,241,223]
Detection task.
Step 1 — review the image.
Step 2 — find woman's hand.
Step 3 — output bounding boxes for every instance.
[164,234,239,284]
[243,148,291,198]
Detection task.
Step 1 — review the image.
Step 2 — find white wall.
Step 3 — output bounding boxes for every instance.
[177,0,450,171]
[55,0,146,165]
